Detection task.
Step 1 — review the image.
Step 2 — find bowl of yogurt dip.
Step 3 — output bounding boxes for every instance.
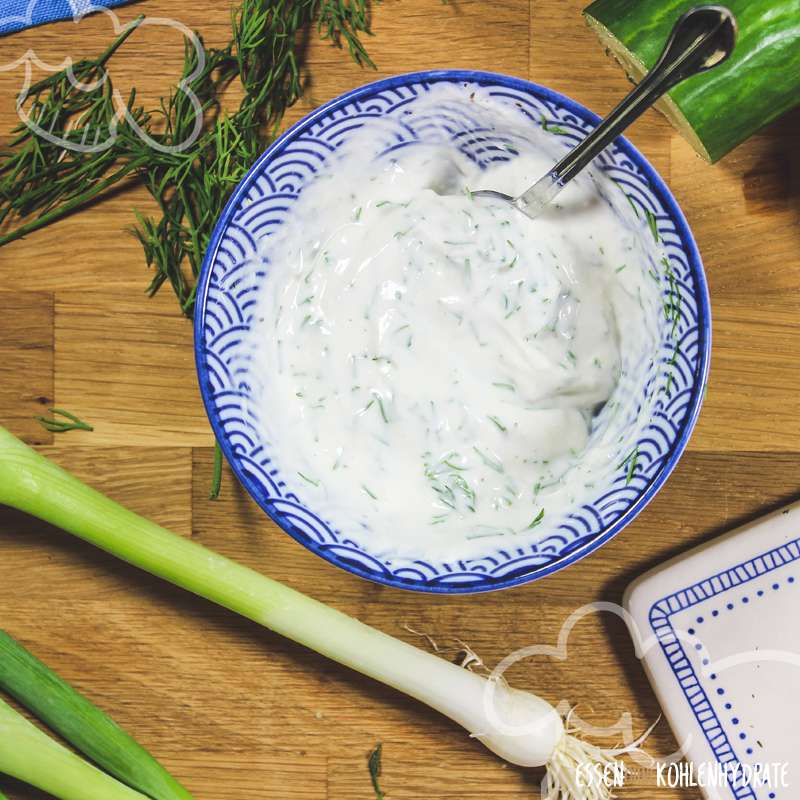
[195,71,710,593]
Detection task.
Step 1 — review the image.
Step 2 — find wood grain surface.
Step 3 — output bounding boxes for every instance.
[1,2,799,798]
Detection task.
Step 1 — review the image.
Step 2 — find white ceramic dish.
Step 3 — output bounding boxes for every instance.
[626,504,800,799]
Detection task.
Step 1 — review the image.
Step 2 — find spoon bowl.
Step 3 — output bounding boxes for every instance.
[473,4,737,218]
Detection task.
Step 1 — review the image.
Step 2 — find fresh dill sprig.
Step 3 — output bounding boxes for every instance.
[1,1,375,315]
[2,1,375,496]
[0,18,149,244]
[35,408,94,433]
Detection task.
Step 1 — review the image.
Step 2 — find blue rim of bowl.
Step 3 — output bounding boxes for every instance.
[194,69,711,594]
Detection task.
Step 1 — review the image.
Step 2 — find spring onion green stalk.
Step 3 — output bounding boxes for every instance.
[0,425,617,796]
[0,697,148,800]
[0,630,192,800]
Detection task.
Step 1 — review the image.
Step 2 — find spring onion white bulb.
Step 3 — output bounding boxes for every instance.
[0,425,619,796]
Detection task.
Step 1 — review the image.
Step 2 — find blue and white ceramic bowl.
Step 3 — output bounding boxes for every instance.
[195,70,710,594]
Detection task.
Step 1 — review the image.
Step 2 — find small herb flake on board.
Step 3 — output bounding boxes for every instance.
[35,408,93,434]
[368,743,385,800]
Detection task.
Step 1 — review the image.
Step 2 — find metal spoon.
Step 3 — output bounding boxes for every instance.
[473,5,737,218]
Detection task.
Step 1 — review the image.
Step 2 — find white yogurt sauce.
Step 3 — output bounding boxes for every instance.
[246,85,666,561]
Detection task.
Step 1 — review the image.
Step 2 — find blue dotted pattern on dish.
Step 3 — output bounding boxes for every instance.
[649,536,800,798]
[194,70,711,593]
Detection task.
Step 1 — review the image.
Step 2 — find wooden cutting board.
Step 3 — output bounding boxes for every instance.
[0,2,798,798]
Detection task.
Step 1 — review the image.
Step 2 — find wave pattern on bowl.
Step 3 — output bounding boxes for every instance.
[196,72,709,593]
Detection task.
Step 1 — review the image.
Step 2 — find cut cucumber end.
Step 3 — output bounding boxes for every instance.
[583,12,713,162]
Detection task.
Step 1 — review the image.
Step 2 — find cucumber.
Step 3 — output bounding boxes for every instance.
[583,0,800,162]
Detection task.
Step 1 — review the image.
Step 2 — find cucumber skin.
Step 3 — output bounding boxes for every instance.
[584,0,800,162]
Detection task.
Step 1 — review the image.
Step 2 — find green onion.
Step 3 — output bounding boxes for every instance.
[0,697,148,800]
[0,425,625,797]
[0,631,192,800]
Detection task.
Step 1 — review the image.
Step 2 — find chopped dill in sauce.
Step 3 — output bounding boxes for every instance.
[247,84,665,561]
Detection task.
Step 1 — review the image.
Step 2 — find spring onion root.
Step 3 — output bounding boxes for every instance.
[0,630,193,800]
[0,697,148,800]
[0,425,619,794]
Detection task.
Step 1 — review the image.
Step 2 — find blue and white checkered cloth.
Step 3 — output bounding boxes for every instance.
[0,0,134,37]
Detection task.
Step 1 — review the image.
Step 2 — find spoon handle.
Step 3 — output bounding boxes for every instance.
[517,5,736,212]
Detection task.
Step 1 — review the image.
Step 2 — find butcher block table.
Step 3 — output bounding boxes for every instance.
[0,2,798,798]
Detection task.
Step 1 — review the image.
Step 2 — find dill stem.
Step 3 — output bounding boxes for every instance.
[0,157,147,247]
[178,184,202,274]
